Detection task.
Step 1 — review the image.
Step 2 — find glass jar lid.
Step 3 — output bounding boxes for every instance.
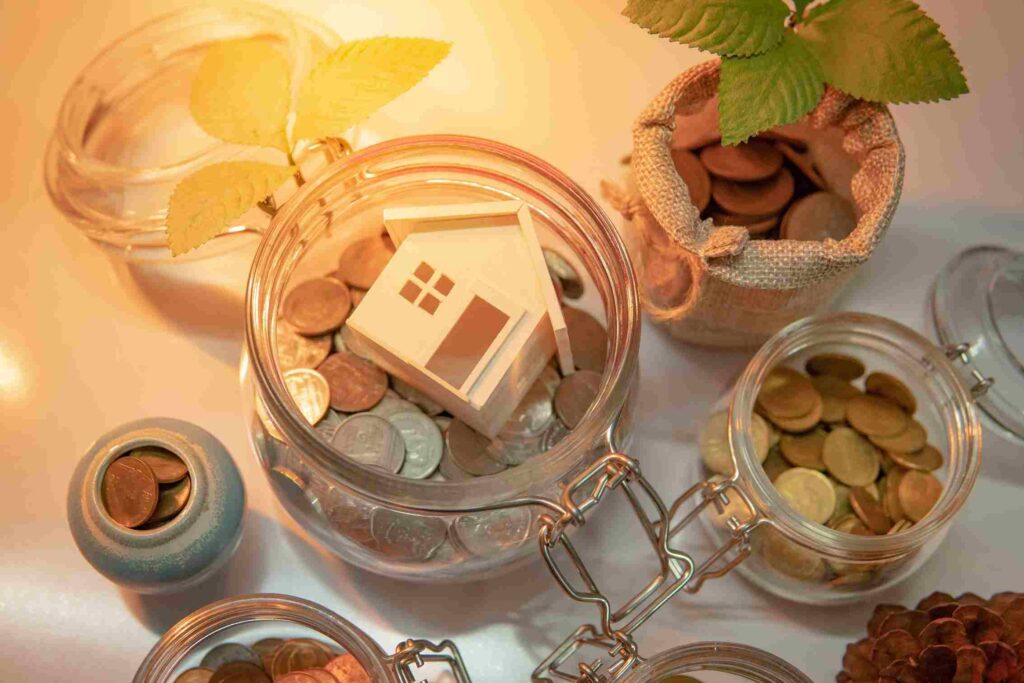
[932,245,1024,444]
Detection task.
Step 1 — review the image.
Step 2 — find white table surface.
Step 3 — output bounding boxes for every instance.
[1,0,1022,680]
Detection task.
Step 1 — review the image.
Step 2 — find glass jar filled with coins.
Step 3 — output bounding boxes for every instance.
[242,135,640,581]
[134,594,468,682]
[619,642,811,683]
[692,312,982,604]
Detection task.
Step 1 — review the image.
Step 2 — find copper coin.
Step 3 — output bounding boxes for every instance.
[337,234,395,289]
[202,643,262,670]
[773,140,825,189]
[252,638,284,673]
[129,446,188,484]
[282,277,352,336]
[270,640,333,678]
[102,456,159,528]
[554,369,602,429]
[326,654,371,683]
[780,191,857,242]
[889,444,943,472]
[447,419,506,476]
[849,486,891,534]
[898,470,943,522]
[805,353,865,381]
[779,429,827,471]
[672,100,720,150]
[276,321,332,372]
[765,393,822,433]
[869,419,927,454]
[300,670,342,683]
[811,374,860,423]
[317,352,387,412]
[709,210,779,236]
[146,475,192,525]
[209,662,270,683]
[671,149,711,211]
[699,140,783,181]
[756,367,818,419]
[865,372,917,413]
[846,394,908,437]
[822,427,880,487]
[275,674,319,683]
[712,168,794,217]
[174,669,214,683]
[562,305,608,373]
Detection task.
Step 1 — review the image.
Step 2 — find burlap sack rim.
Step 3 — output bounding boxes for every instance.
[631,59,906,290]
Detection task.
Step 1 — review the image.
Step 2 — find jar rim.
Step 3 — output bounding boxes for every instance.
[245,134,640,512]
[132,594,392,683]
[622,641,812,683]
[729,312,982,560]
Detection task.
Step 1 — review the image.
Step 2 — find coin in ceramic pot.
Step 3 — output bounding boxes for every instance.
[282,278,352,336]
[543,248,584,300]
[554,369,601,430]
[452,507,533,556]
[898,470,943,522]
[774,467,836,524]
[201,643,262,670]
[709,210,779,236]
[277,321,333,372]
[317,352,387,412]
[209,662,270,683]
[370,508,448,561]
[146,475,191,525]
[780,192,857,242]
[865,372,917,413]
[823,427,880,487]
[174,669,214,683]
[562,305,608,373]
[846,395,909,438]
[337,234,395,289]
[805,353,865,381]
[699,140,783,182]
[712,168,794,217]
[102,456,159,528]
[284,368,331,426]
[446,419,507,476]
[330,414,405,473]
[850,486,891,534]
[779,428,827,471]
[326,654,371,683]
[869,419,927,454]
[889,444,943,472]
[671,149,711,211]
[129,446,188,484]
[387,411,443,479]
[270,640,333,677]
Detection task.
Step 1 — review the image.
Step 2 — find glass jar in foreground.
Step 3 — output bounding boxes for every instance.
[694,312,981,604]
[242,135,640,581]
[621,642,811,683]
[44,2,339,260]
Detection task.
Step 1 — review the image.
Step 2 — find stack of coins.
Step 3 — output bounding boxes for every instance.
[269,233,607,484]
[173,638,370,682]
[700,353,945,586]
[101,447,191,529]
[672,135,857,242]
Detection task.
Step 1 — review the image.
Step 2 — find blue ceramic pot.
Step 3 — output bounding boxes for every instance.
[67,417,245,593]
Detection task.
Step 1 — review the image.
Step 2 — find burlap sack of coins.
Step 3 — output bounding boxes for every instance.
[607,61,905,347]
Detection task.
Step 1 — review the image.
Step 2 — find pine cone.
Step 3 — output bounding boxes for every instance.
[837,591,1024,682]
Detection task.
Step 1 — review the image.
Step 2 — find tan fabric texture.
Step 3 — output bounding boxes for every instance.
[623,60,905,347]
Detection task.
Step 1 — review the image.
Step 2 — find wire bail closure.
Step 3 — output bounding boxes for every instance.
[389,637,472,683]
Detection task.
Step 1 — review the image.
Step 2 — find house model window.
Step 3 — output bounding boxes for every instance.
[345,200,574,437]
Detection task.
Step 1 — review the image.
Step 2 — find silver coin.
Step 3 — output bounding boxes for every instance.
[388,411,443,479]
[451,507,533,556]
[314,409,345,441]
[283,368,331,425]
[330,414,405,473]
[554,369,602,429]
[543,248,584,299]
[368,390,422,419]
[446,420,507,476]
[337,325,375,361]
[370,508,448,561]
[276,321,332,372]
[392,376,445,415]
[487,433,546,466]
[199,643,261,670]
[499,374,556,441]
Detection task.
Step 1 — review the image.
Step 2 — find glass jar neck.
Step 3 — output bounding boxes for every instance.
[622,641,812,683]
[729,312,981,561]
[132,594,393,683]
[246,135,640,512]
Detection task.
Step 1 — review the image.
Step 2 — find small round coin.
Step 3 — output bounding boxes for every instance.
[762,447,791,482]
[805,353,865,381]
[252,638,284,673]
[766,392,823,433]
[391,376,445,416]
[774,467,836,524]
[869,419,927,454]
[102,456,159,528]
[276,321,333,372]
[275,673,319,683]
[174,669,214,683]
[282,277,352,336]
[326,654,371,683]
[757,367,819,419]
[774,140,825,189]
[147,474,192,525]
[500,376,556,440]
[284,368,331,426]
[452,507,532,556]
[129,446,188,484]
[388,411,443,480]
[759,526,827,581]
[330,414,405,473]
[699,140,784,182]
[270,640,333,678]
[201,643,263,671]
[709,210,779,235]
[209,661,270,683]
[337,234,395,289]
[562,305,608,373]
[446,419,507,476]
[671,149,712,211]
[811,374,861,423]
[888,443,943,472]
[317,352,388,412]
[849,486,891,534]
[846,394,909,438]
[370,508,448,561]
[865,372,917,413]
[711,168,794,217]
[779,429,827,470]
[554,369,602,429]
[780,191,857,242]
[543,248,585,300]
[822,427,880,487]
[883,469,907,522]
[898,470,943,522]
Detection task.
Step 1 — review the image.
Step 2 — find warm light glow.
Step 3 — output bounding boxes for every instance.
[0,343,27,400]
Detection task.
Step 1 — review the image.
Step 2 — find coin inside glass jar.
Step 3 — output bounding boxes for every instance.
[177,636,372,683]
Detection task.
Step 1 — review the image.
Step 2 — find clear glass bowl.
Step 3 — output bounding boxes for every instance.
[621,642,812,683]
[695,312,981,604]
[242,135,640,581]
[44,2,339,261]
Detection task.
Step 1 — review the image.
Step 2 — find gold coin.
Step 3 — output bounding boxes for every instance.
[805,353,865,380]
[869,418,927,453]
[830,480,852,523]
[762,447,791,482]
[887,519,913,535]
[766,393,823,433]
[756,367,818,418]
[888,444,943,472]
[758,526,827,581]
[822,427,880,487]
[829,513,870,534]
[774,467,836,524]
[846,394,908,437]
[779,428,827,470]
[865,372,917,414]
[898,470,942,522]
[337,234,395,290]
[811,374,861,423]
[849,486,891,534]
[882,469,907,522]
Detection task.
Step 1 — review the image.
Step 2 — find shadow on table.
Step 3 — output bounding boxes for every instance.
[119,508,272,635]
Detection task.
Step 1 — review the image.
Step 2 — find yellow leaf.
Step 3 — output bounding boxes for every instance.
[293,37,451,142]
[166,162,295,256]
[190,38,291,151]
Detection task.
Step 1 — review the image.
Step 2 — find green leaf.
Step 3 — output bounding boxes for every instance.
[792,0,814,18]
[166,162,295,256]
[623,0,791,57]
[719,30,824,145]
[799,0,967,103]
[293,38,451,142]
[190,39,292,151]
